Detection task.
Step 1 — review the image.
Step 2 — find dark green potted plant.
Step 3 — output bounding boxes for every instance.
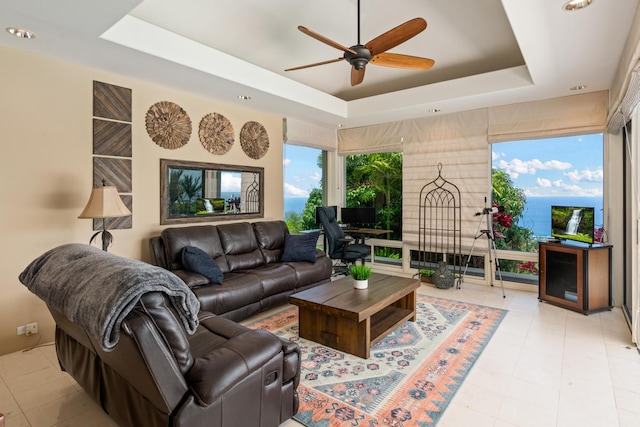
[419,269,435,283]
[349,264,372,289]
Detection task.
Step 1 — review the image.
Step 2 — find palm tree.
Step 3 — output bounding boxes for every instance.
[179,174,203,214]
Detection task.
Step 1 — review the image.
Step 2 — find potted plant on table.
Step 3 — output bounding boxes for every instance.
[349,264,372,289]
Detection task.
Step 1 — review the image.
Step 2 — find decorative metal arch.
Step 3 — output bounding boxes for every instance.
[418,163,462,287]
[245,172,260,213]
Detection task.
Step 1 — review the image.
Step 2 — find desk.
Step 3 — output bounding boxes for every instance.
[343,228,392,244]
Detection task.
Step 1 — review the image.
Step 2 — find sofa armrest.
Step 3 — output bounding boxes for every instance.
[279,336,301,388]
[172,270,210,288]
[185,328,282,406]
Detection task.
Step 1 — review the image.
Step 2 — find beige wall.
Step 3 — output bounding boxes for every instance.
[0,46,284,355]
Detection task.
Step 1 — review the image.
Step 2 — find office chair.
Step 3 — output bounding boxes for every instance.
[316,206,371,276]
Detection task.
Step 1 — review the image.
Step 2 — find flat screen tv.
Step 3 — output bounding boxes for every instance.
[551,205,595,245]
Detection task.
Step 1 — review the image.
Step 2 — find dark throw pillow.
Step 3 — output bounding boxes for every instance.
[280,232,320,263]
[181,246,224,285]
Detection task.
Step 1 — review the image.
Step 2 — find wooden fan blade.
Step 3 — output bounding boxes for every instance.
[351,67,365,86]
[365,18,427,56]
[285,58,344,72]
[298,26,358,55]
[370,52,435,70]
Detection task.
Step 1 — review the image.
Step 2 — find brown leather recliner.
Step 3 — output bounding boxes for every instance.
[49,291,300,427]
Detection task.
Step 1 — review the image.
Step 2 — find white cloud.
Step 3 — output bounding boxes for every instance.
[492,151,504,161]
[221,172,241,192]
[310,172,321,181]
[537,177,552,187]
[564,168,603,183]
[497,158,572,179]
[284,183,309,197]
[283,158,291,167]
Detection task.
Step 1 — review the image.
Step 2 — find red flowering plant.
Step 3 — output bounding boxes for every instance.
[491,204,513,239]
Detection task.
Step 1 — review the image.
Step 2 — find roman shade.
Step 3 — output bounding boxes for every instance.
[283,117,337,151]
[402,109,489,250]
[608,61,640,133]
[488,91,608,143]
[337,121,403,155]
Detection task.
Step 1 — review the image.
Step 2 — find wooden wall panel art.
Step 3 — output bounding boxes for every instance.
[145,101,192,149]
[199,112,234,155]
[240,121,269,159]
[93,119,132,157]
[93,81,132,122]
[93,157,132,193]
[93,195,132,231]
[92,81,133,231]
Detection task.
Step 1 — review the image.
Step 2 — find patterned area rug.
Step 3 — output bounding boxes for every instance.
[246,294,507,427]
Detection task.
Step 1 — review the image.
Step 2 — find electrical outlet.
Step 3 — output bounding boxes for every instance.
[16,325,25,335]
[26,322,38,336]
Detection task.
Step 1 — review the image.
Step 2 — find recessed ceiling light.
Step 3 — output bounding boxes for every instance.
[570,85,588,91]
[337,124,344,127]
[6,27,37,39]
[428,108,441,113]
[237,95,251,100]
[563,0,593,11]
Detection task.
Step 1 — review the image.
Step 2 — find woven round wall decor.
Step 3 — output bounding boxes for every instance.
[240,121,269,159]
[145,101,192,149]
[199,112,234,155]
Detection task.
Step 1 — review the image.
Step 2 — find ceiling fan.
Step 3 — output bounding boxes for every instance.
[285,0,435,86]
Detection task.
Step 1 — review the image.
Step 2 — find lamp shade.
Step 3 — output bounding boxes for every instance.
[78,185,131,219]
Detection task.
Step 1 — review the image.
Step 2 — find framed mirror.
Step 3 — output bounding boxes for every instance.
[160,159,264,225]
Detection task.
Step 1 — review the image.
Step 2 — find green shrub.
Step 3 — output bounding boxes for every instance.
[349,265,372,280]
[419,269,434,278]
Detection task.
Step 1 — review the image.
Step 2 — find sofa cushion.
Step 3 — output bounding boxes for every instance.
[182,246,224,285]
[162,226,229,273]
[191,273,263,315]
[239,263,298,297]
[284,251,333,288]
[217,222,265,271]
[280,232,320,263]
[252,220,288,263]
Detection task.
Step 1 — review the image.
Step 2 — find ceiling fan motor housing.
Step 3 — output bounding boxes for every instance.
[344,45,371,70]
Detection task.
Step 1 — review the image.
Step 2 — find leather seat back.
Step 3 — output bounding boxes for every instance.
[217,222,265,271]
[162,225,229,273]
[252,220,288,263]
[137,292,194,374]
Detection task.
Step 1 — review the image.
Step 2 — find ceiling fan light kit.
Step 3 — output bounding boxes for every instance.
[285,0,434,86]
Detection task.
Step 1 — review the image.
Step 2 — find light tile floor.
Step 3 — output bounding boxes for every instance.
[1,282,639,426]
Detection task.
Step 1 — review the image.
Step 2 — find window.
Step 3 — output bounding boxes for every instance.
[345,152,403,266]
[283,144,325,232]
[344,152,403,239]
[490,134,604,280]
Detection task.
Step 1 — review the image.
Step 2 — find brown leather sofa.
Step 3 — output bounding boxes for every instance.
[50,292,301,427]
[149,220,332,321]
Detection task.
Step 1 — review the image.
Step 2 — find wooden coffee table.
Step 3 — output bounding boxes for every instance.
[289,273,420,359]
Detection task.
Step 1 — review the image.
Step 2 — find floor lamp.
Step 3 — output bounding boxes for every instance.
[78,180,131,251]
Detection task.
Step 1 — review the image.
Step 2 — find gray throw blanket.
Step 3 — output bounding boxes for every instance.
[19,243,200,351]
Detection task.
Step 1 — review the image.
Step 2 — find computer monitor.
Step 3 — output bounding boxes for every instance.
[340,207,376,227]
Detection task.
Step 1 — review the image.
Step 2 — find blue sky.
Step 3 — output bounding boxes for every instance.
[492,134,604,197]
[283,144,322,197]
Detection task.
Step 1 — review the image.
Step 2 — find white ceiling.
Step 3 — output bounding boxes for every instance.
[0,0,638,129]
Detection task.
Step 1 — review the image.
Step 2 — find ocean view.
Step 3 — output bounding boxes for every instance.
[284,197,309,215]
[515,196,603,237]
[285,196,604,237]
